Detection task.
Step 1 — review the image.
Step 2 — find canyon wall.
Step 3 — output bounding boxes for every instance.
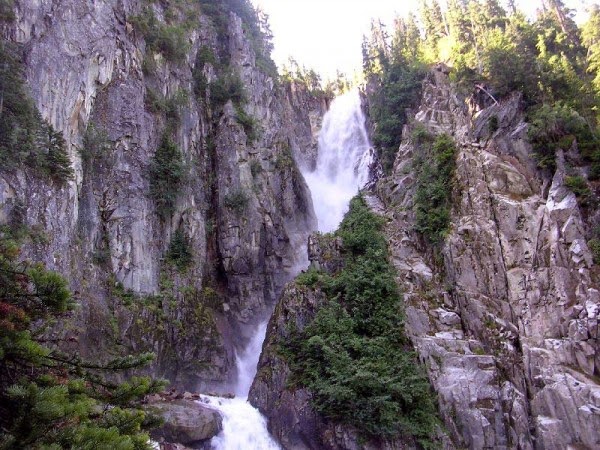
[0,0,326,391]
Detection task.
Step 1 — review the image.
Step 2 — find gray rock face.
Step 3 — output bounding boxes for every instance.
[149,400,222,446]
[0,0,322,391]
[376,65,600,449]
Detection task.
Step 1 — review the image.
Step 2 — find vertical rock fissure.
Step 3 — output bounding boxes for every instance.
[479,148,519,329]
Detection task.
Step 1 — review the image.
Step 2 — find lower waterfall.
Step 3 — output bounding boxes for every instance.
[200,88,373,449]
[200,322,279,450]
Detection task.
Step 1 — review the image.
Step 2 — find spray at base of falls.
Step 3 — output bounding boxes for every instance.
[200,322,279,450]
[198,88,373,449]
[303,89,373,233]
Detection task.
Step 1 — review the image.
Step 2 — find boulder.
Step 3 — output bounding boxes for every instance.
[148,400,222,447]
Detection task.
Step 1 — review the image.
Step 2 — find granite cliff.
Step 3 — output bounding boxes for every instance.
[2,1,599,448]
[0,0,327,391]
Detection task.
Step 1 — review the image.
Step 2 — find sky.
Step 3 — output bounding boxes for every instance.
[251,0,594,81]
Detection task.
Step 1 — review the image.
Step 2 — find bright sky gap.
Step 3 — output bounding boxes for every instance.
[252,0,593,81]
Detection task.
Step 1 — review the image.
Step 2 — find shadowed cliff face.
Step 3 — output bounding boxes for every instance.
[0,0,325,391]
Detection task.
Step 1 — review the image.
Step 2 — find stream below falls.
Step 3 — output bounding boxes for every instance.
[199,89,373,449]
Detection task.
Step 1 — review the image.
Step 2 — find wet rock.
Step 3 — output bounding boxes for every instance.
[148,400,222,447]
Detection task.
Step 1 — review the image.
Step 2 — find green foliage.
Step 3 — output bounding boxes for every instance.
[0,0,14,22]
[489,115,499,134]
[196,45,217,68]
[209,71,247,110]
[250,159,262,178]
[588,238,600,265]
[193,46,217,101]
[145,88,189,129]
[295,267,324,287]
[284,196,440,445]
[0,238,164,449]
[280,58,330,98]
[527,103,599,173]
[130,7,190,63]
[235,105,260,144]
[198,0,277,78]
[583,5,600,99]
[166,229,192,271]
[564,176,591,198]
[413,133,457,244]
[366,54,426,174]
[0,42,73,184]
[223,189,249,214]
[81,123,112,166]
[149,135,185,221]
[45,124,75,183]
[274,144,295,171]
[366,0,600,146]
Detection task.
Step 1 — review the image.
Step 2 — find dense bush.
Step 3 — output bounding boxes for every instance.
[413,132,457,244]
[369,61,426,174]
[223,189,249,214]
[209,71,247,110]
[527,103,598,172]
[149,135,185,221]
[130,7,190,63]
[235,105,260,144]
[588,238,600,265]
[564,175,591,199]
[283,196,439,445]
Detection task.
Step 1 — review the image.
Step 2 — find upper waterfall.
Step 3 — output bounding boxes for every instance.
[303,89,374,232]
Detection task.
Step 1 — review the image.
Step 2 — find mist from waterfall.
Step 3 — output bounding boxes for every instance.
[201,321,279,450]
[303,89,373,233]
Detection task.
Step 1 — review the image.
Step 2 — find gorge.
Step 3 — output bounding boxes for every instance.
[1,1,600,449]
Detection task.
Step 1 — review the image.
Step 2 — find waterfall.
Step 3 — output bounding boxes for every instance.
[198,88,373,450]
[303,89,373,232]
[200,321,279,450]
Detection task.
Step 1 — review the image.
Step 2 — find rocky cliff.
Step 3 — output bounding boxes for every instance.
[374,65,600,449]
[0,0,326,391]
[252,65,600,449]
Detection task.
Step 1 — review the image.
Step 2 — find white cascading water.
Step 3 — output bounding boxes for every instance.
[303,89,374,232]
[200,322,279,450]
[197,88,372,449]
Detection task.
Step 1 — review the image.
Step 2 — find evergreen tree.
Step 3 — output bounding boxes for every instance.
[391,13,423,63]
[583,4,600,105]
[0,237,164,449]
[149,135,185,221]
[45,123,74,184]
[421,0,448,60]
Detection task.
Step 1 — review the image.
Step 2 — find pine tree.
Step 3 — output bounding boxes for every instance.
[0,237,165,448]
[45,123,74,184]
[583,4,600,100]
[149,134,185,221]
